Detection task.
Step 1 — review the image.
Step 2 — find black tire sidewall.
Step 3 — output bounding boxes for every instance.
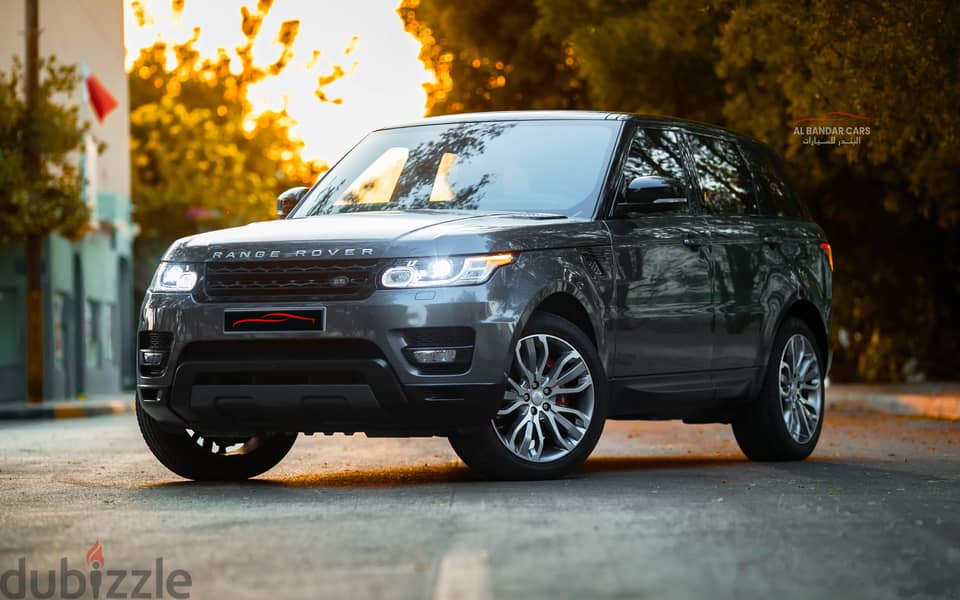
[736,318,825,460]
[136,400,296,481]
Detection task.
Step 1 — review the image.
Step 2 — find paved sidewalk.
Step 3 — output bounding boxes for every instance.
[0,394,135,420]
[827,382,960,421]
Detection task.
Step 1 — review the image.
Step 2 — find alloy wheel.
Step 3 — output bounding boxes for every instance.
[185,429,263,456]
[778,334,823,444]
[493,334,596,462]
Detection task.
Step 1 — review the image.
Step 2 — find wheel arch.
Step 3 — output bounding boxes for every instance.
[535,293,598,346]
[777,299,830,367]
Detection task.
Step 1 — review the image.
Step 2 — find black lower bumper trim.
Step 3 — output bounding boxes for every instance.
[139,358,504,436]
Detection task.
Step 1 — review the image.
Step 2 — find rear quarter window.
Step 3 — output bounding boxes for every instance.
[743,142,804,218]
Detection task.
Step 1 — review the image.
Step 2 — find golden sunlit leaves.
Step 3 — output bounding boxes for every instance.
[344,35,359,56]
[131,0,149,27]
[128,0,332,264]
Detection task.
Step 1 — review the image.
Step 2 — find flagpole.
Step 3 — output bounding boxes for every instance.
[24,0,45,404]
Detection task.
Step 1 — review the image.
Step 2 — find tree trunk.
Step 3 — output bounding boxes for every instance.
[25,234,44,403]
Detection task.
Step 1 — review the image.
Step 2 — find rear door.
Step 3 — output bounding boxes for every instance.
[606,125,714,377]
[684,132,767,377]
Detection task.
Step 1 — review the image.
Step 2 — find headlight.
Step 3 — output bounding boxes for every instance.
[150,263,199,292]
[380,253,514,288]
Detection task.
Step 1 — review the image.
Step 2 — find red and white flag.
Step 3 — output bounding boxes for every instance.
[81,61,117,123]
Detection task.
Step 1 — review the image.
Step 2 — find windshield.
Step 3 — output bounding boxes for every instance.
[292,120,620,219]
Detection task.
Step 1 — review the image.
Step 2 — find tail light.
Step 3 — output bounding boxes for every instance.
[819,242,833,272]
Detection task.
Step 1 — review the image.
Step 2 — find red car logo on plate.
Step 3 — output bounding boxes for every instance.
[231,312,317,327]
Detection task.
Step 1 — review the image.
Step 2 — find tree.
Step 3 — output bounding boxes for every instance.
[401,0,960,381]
[0,55,91,402]
[398,0,587,114]
[128,0,340,292]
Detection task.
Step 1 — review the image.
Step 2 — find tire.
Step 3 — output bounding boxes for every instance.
[733,317,825,461]
[137,400,297,481]
[449,312,607,480]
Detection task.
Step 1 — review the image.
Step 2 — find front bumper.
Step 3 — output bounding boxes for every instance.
[137,276,522,436]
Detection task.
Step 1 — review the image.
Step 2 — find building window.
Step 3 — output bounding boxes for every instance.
[0,288,18,367]
[101,303,114,364]
[53,293,66,371]
[85,300,101,369]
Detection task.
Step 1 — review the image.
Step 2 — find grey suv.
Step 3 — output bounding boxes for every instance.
[137,111,833,481]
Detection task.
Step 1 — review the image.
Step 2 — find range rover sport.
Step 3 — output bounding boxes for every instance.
[137,111,833,481]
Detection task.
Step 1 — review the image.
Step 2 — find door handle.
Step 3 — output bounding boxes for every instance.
[762,235,783,246]
[682,238,704,249]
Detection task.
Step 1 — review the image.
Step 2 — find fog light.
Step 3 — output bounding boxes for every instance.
[140,350,166,366]
[410,349,457,364]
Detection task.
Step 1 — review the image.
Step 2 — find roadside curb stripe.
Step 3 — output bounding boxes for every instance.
[827,390,960,421]
[0,400,135,421]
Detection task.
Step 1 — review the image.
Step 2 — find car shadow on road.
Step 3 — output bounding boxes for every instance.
[141,454,754,491]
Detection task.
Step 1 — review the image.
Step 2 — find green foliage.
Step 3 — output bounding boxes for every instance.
[129,1,334,288]
[0,56,90,243]
[402,0,960,381]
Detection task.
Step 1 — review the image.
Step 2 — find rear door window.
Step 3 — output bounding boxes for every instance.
[686,133,758,215]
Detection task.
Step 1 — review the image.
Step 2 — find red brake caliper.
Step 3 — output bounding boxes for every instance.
[545,357,570,407]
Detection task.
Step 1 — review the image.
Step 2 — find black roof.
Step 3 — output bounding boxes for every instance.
[379,110,762,145]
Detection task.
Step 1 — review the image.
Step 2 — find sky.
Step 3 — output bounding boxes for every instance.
[123,0,433,164]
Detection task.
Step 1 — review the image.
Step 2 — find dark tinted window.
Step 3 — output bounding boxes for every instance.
[687,133,758,215]
[744,143,803,217]
[621,128,689,187]
[293,120,619,220]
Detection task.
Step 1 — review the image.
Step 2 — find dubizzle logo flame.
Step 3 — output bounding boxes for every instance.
[85,540,105,569]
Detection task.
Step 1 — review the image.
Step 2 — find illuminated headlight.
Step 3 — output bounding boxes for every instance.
[380,253,514,288]
[150,263,199,292]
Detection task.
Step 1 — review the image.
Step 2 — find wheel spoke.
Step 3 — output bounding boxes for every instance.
[553,411,585,440]
[531,417,546,460]
[508,413,530,448]
[544,412,574,450]
[796,401,811,435]
[554,405,589,425]
[515,344,536,384]
[493,333,595,463]
[497,399,525,416]
[519,419,535,456]
[553,361,587,388]
[543,351,576,385]
[553,378,592,395]
[506,377,526,395]
[534,335,549,380]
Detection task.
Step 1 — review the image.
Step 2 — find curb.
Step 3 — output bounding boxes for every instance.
[827,384,960,421]
[0,397,135,421]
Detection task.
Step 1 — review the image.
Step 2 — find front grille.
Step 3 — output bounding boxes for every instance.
[399,327,475,348]
[138,331,172,352]
[200,259,379,302]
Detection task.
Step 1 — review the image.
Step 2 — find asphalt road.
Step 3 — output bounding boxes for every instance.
[1,412,958,600]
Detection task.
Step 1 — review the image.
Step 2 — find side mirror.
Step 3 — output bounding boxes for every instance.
[616,176,687,216]
[277,186,308,218]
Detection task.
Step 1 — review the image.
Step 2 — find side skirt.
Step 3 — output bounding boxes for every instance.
[607,367,760,423]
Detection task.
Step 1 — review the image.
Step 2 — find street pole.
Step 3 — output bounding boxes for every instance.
[24,0,44,404]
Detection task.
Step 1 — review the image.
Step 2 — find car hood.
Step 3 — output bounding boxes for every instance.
[163,211,609,262]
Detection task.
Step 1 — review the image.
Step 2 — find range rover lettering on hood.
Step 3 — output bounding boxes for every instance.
[210,247,376,260]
